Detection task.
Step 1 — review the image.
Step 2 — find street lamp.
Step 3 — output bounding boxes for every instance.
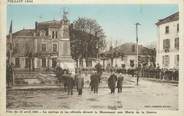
[135,22,141,86]
[135,22,141,68]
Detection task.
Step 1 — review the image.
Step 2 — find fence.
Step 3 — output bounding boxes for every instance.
[77,67,179,81]
[125,68,178,81]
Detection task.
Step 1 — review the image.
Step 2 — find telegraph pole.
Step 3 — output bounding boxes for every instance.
[135,22,140,86]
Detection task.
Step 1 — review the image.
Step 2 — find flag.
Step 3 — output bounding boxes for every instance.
[9,20,12,34]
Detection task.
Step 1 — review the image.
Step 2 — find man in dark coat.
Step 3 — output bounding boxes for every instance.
[95,63,103,82]
[90,72,95,91]
[62,70,69,92]
[108,72,117,94]
[93,72,100,93]
[66,72,75,95]
[90,71,100,93]
[117,72,124,93]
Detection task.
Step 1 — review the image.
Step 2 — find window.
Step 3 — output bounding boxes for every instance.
[177,24,179,32]
[42,58,46,67]
[52,58,57,68]
[52,31,54,39]
[14,43,19,53]
[175,55,179,67]
[15,58,20,67]
[42,44,46,52]
[25,58,29,68]
[165,26,169,34]
[53,44,57,52]
[51,31,58,39]
[162,55,169,67]
[163,39,170,50]
[55,31,58,38]
[175,38,179,50]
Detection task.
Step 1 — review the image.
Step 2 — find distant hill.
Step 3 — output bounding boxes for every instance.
[145,41,156,49]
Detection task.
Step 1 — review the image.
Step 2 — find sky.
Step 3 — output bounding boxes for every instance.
[7,4,178,46]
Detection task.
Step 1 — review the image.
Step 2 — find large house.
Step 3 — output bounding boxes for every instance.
[7,12,75,71]
[100,43,155,69]
[156,12,179,69]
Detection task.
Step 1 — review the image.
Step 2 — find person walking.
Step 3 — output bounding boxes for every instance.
[76,71,84,95]
[90,71,95,91]
[93,72,100,94]
[136,64,142,86]
[117,72,124,93]
[62,70,68,92]
[108,72,117,94]
[66,72,75,95]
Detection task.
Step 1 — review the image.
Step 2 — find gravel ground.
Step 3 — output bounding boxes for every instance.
[7,74,178,110]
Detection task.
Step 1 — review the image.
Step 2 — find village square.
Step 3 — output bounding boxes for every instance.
[6,5,179,110]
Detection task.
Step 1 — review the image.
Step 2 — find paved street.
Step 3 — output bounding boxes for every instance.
[7,73,178,110]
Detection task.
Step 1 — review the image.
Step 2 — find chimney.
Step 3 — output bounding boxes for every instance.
[35,21,38,31]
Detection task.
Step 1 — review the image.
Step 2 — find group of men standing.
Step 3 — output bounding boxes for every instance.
[89,71,124,94]
[108,72,124,94]
[55,66,84,95]
[56,66,125,95]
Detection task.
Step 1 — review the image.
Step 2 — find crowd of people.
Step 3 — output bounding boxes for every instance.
[6,60,178,95]
[55,64,125,95]
[78,63,179,81]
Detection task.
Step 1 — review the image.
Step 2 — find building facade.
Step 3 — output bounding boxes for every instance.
[156,12,179,69]
[7,13,75,71]
[100,43,155,70]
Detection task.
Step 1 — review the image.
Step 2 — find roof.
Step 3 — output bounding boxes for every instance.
[156,12,179,26]
[38,20,61,25]
[37,20,62,29]
[12,29,35,37]
[101,43,154,57]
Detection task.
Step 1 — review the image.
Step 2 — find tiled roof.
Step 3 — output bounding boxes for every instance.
[101,43,153,56]
[156,12,179,26]
[12,29,35,36]
[37,20,62,29]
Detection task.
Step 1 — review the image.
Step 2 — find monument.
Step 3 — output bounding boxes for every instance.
[57,10,75,72]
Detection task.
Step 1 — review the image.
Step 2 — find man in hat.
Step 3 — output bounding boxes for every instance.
[117,72,124,93]
[108,71,117,94]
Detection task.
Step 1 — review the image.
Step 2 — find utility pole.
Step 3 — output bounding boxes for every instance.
[115,40,118,66]
[135,22,141,86]
[95,32,99,61]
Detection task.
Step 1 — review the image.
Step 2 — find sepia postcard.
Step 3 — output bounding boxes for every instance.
[0,0,184,116]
